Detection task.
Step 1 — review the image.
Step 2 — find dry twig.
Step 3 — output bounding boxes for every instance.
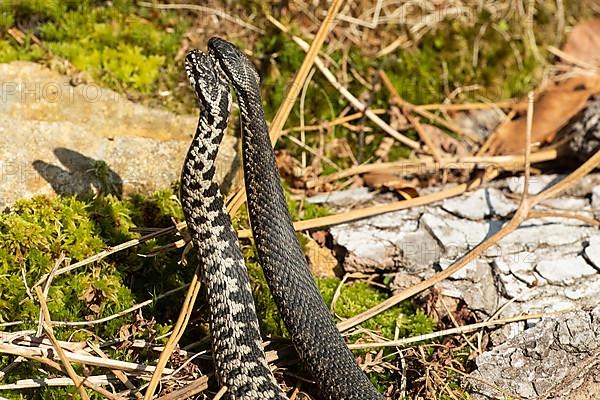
[137,2,264,33]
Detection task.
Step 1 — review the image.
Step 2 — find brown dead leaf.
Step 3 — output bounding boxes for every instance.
[7,28,25,45]
[79,285,96,303]
[119,324,133,341]
[275,149,305,189]
[327,137,356,161]
[7,27,41,45]
[304,236,337,278]
[389,104,410,131]
[275,149,302,178]
[362,172,403,189]
[396,187,419,199]
[88,304,101,314]
[362,172,419,198]
[563,19,600,66]
[489,75,600,155]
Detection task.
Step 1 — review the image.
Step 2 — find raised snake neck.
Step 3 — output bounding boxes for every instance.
[182,38,383,399]
[182,49,286,399]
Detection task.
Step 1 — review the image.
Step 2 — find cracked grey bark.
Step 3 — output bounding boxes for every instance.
[319,175,600,397]
[326,178,600,319]
[470,307,600,400]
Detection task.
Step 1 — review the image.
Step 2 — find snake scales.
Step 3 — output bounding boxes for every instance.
[181,37,383,400]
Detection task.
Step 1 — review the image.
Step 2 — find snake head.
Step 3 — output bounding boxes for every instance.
[207,37,261,101]
[184,49,230,113]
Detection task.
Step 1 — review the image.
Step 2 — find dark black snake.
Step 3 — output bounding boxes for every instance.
[181,37,383,400]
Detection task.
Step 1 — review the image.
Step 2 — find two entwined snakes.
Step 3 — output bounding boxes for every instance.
[181,37,383,399]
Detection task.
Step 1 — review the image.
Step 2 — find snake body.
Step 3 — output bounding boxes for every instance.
[182,38,383,399]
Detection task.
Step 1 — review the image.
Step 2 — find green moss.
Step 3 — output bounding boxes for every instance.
[317,279,435,340]
[0,196,129,327]
[0,189,188,325]
[0,189,195,397]
[0,1,187,98]
[284,184,330,221]
[316,278,436,389]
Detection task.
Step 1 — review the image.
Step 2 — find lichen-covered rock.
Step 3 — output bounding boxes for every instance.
[0,61,238,208]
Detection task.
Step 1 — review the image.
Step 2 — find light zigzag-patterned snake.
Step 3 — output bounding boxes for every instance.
[181,37,383,399]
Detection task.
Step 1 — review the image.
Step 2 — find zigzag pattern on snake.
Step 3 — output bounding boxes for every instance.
[181,38,383,399]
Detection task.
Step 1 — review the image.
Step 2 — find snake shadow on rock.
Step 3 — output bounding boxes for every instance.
[33,147,123,198]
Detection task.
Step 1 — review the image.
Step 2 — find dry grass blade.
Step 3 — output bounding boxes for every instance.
[142,270,201,399]
[268,0,345,144]
[33,222,185,289]
[0,342,174,374]
[53,284,188,327]
[0,375,117,390]
[3,351,120,399]
[409,115,442,163]
[282,109,386,134]
[137,2,264,33]
[213,386,228,400]
[155,376,209,400]
[526,211,599,226]
[268,16,421,150]
[87,341,143,399]
[415,102,516,111]
[306,149,558,189]
[378,70,480,142]
[347,308,574,349]
[34,287,90,400]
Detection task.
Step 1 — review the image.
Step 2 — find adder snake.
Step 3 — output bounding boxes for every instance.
[181,37,382,400]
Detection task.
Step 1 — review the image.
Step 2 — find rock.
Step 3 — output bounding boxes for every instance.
[438,260,499,313]
[471,307,600,400]
[420,211,495,255]
[0,61,238,208]
[328,175,600,317]
[536,256,598,284]
[323,174,600,398]
[441,187,516,220]
[330,209,441,273]
[497,223,595,250]
[307,187,374,205]
[593,185,600,212]
[584,235,600,269]
[508,174,564,195]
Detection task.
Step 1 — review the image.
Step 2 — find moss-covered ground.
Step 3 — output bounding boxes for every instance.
[0,0,597,398]
[0,190,437,398]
